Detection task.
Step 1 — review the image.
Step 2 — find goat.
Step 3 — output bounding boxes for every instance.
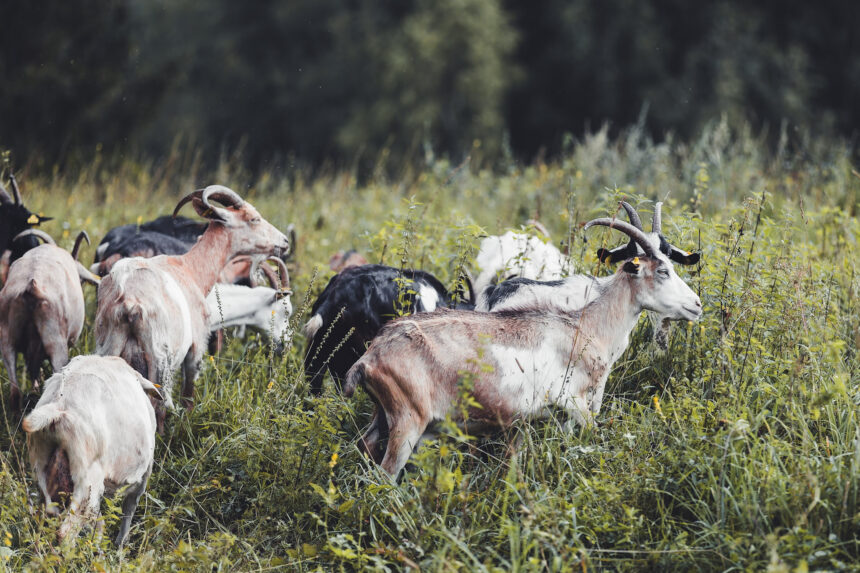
[0,230,98,412]
[343,217,703,477]
[207,257,293,351]
[0,174,53,274]
[94,186,289,428]
[472,222,567,297]
[303,264,475,396]
[23,355,160,546]
[477,201,700,349]
[94,216,297,273]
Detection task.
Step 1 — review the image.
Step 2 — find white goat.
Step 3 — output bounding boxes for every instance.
[207,257,293,348]
[472,222,567,297]
[95,186,289,428]
[23,355,160,546]
[344,217,703,477]
[0,230,98,412]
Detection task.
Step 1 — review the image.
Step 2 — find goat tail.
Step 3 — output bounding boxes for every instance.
[343,361,366,398]
[22,403,64,434]
[303,314,323,339]
[124,301,144,324]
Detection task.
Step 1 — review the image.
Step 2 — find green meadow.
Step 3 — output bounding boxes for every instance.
[1,121,859,571]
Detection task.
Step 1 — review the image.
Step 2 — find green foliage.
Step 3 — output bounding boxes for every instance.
[1,125,859,570]
[3,0,860,168]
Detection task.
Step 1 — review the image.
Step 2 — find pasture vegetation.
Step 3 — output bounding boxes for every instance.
[1,120,859,571]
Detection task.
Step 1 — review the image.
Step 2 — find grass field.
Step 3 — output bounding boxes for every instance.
[1,120,859,571]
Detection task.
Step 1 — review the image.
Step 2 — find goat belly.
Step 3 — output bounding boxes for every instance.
[485,341,571,416]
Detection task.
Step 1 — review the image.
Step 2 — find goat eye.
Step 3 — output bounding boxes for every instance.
[657,268,670,278]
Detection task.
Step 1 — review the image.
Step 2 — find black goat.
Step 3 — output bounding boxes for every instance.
[93,215,207,267]
[303,264,474,395]
[0,174,52,267]
[92,230,193,276]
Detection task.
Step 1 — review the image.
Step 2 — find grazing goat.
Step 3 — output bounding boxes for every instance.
[0,174,53,275]
[477,201,700,349]
[94,216,296,273]
[303,264,475,396]
[95,186,289,427]
[0,230,98,412]
[92,218,296,282]
[472,222,567,297]
[23,355,160,546]
[344,217,702,477]
[207,257,293,351]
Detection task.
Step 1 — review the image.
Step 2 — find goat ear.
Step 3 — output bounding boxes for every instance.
[622,258,641,274]
[76,262,101,285]
[135,371,164,400]
[668,247,700,266]
[597,241,637,264]
[27,213,52,225]
[137,376,164,401]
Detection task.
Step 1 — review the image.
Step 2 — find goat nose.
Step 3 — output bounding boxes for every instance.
[694,298,702,308]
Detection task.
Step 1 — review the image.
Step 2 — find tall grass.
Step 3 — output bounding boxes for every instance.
[1,119,858,571]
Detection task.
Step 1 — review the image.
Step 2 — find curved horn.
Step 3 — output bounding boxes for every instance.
[583,218,656,257]
[263,257,290,290]
[9,174,22,205]
[619,201,643,230]
[248,257,263,288]
[593,200,645,264]
[13,229,55,245]
[651,202,663,234]
[525,219,551,238]
[71,230,90,261]
[259,263,280,289]
[201,185,244,221]
[269,257,290,290]
[173,189,204,217]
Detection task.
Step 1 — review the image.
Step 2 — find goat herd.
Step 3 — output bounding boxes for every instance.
[0,177,703,547]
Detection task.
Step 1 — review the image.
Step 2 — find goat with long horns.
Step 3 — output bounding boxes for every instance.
[344,210,703,477]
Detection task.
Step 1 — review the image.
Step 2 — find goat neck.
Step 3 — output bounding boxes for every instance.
[572,271,642,364]
[174,223,233,296]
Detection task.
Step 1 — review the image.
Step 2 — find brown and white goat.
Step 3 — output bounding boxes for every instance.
[23,355,160,546]
[0,230,98,412]
[94,186,289,426]
[344,218,703,477]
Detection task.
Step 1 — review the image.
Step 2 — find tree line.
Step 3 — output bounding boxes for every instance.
[1,0,857,171]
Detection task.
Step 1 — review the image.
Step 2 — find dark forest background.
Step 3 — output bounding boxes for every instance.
[1,0,858,172]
